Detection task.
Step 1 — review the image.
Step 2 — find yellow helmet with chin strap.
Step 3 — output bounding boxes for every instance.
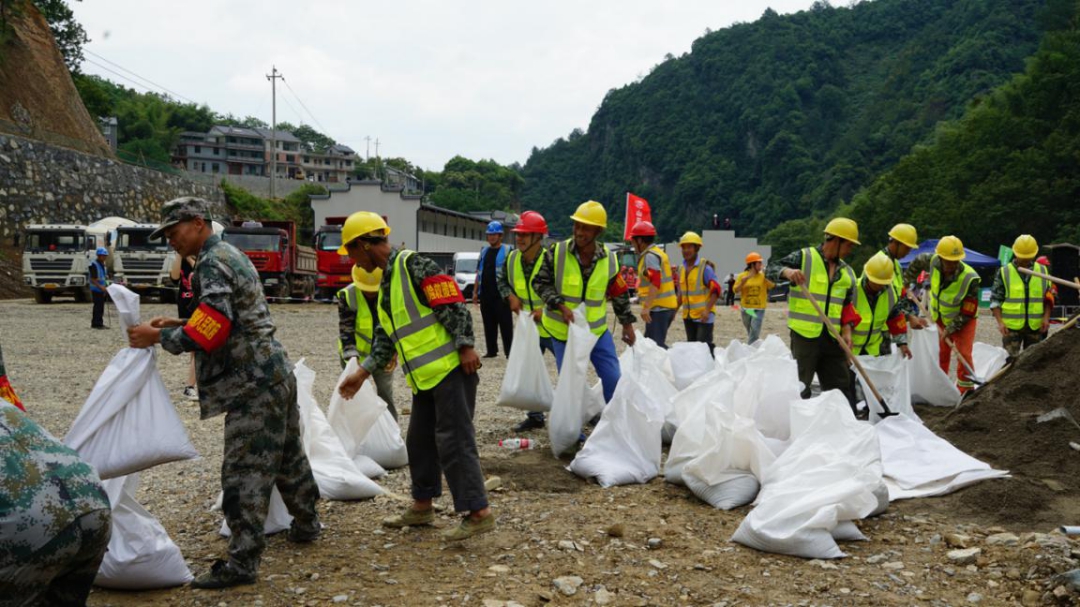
[678,231,703,247]
[339,212,391,254]
[888,223,918,248]
[569,201,607,229]
[935,235,966,261]
[863,252,895,286]
[351,265,383,293]
[824,217,860,245]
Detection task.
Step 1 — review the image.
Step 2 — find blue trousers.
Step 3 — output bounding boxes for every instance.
[550,330,621,404]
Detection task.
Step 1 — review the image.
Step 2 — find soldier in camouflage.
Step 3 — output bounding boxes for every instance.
[127,197,321,589]
[1,400,111,606]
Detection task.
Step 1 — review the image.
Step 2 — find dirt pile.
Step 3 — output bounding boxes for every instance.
[933,326,1080,528]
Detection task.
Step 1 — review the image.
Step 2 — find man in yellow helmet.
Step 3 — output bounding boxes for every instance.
[337,212,494,542]
[677,231,722,350]
[881,224,931,339]
[766,217,862,406]
[532,201,636,413]
[336,263,397,420]
[853,252,912,359]
[904,236,982,393]
[990,234,1052,360]
[630,220,678,348]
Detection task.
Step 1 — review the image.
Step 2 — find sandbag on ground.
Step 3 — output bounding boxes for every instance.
[217,486,294,537]
[876,414,1008,500]
[497,312,555,412]
[65,285,198,480]
[682,406,777,510]
[972,342,1009,380]
[327,359,407,471]
[664,372,736,485]
[95,474,193,589]
[549,309,605,457]
[907,326,961,407]
[854,352,918,424]
[620,339,680,443]
[668,341,714,391]
[732,390,885,559]
[568,372,665,487]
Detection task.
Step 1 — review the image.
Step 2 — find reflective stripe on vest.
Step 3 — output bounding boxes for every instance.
[507,248,551,338]
[1000,262,1048,331]
[680,257,710,320]
[636,246,678,309]
[890,255,904,300]
[337,284,374,361]
[541,240,617,340]
[377,251,460,393]
[786,247,855,339]
[930,259,978,324]
[851,279,896,356]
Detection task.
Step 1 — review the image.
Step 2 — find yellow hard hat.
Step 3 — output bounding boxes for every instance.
[569,200,607,229]
[888,223,918,248]
[679,231,703,246]
[339,212,391,254]
[351,265,383,293]
[863,252,895,286]
[935,235,966,261]
[824,217,860,245]
[1011,234,1038,259]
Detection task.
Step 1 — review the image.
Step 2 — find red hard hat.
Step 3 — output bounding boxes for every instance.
[629,221,657,238]
[1037,255,1050,266]
[512,210,548,234]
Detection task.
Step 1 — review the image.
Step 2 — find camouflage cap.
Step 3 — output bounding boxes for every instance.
[149,197,212,240]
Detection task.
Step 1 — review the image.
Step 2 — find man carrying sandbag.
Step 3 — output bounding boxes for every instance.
[499,210,553,432]
[533,201,636,410]
[336,213,494,542]
[127,197,321,589]
[1,400,111,605]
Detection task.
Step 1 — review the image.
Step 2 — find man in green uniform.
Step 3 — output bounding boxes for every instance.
[337,261,397,419]
[127,197,321,589]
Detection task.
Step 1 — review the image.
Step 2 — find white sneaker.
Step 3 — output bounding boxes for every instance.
[182,386,199,401]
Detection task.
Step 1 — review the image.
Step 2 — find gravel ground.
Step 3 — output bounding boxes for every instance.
[2,299,1078,607]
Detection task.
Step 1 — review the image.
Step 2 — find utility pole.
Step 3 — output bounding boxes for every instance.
[364,136,371,161]
[266,66,284,199]
[375,137,381,180]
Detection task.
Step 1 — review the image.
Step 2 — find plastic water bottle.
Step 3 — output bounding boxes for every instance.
[498,438,538,450]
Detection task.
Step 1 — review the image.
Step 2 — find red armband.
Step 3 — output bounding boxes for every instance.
[0,375,24,411]
[961,297,979,317]
[608,272,629,298]
[421,275,465,306]
[183,303,232,353]
[887,314,908,336]
[841,303,862,328]
[707,279,723,296]
[646,268,662,289]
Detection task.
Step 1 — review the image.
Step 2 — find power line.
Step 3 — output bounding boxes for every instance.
[281,78,330,135]
[83,49,198,104]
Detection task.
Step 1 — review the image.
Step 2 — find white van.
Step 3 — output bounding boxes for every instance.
[452,252,480,298]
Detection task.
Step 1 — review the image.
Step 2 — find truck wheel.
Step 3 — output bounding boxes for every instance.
[34,289,53,304]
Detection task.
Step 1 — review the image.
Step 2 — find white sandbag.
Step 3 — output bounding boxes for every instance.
[681,407,777,510]
[65,285,198,480]
[664,373,736,484]
[327,360,407,470]
[854,353,918,424]
[352,454,387,479]
[497,313,555,411]
[568,372,665,487]
[731,355,799,441]
[620,340,680,443]
[732,391,884,559]
[972,342,1009,380]
[876,415,1008,501]
[668,341,713,391]
[95,474,193,589]
[549,309,604,457]
[217,487,293,537]
[295,360,383,500]
[907,326,961,407]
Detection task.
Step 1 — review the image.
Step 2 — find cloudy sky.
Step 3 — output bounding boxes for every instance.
[73,1,818,171]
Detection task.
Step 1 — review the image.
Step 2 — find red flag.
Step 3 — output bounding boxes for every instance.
[624,192,652,240]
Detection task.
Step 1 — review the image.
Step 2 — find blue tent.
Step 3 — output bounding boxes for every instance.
[898,239,1001,269]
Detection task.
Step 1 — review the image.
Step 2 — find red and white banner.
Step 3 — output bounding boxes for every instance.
[624,192,652,241]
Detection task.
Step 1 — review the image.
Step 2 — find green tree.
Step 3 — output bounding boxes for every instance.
[32,0,87,72]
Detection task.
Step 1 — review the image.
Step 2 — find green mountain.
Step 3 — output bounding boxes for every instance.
[520,0,1052,240]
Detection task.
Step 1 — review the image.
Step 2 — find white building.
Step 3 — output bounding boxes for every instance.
[309,180,489,254]
[663,230,772,280]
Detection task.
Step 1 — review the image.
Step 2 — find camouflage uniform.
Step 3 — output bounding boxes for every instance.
[531,241,636,325]
[989,261,1050,358]
[337,285,396,418]
[156,201,320,578]
[1,402,111,606]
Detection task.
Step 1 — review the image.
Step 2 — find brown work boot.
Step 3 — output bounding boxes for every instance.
[382,507,435,529]
[441,513,496,542]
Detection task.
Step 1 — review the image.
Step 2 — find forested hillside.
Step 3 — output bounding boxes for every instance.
[521,0,1056,239]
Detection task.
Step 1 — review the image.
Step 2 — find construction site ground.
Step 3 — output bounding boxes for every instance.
[2,298,1078,607]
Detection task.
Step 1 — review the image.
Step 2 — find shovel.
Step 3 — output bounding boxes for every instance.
[1017,266,1080,290]
[944,336,986,385]
[796,284,899,419]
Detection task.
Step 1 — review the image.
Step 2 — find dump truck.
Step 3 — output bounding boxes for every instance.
[22,217,135,303]
[313,216,351,300]
[112,224,177,302]
[222,220,316,300]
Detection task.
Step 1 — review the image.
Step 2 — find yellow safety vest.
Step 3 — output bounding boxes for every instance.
[883,249,904,300]
[930,258,979,325]
[337,284,374,362]
[1000,262,1048,331]
[377,250,460,393]
[680,257,711,320]
[636,245,678,310]
[507,248,551,338]
[542,240,618,341]
[851,278,897,357]
[787,247,856,339]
